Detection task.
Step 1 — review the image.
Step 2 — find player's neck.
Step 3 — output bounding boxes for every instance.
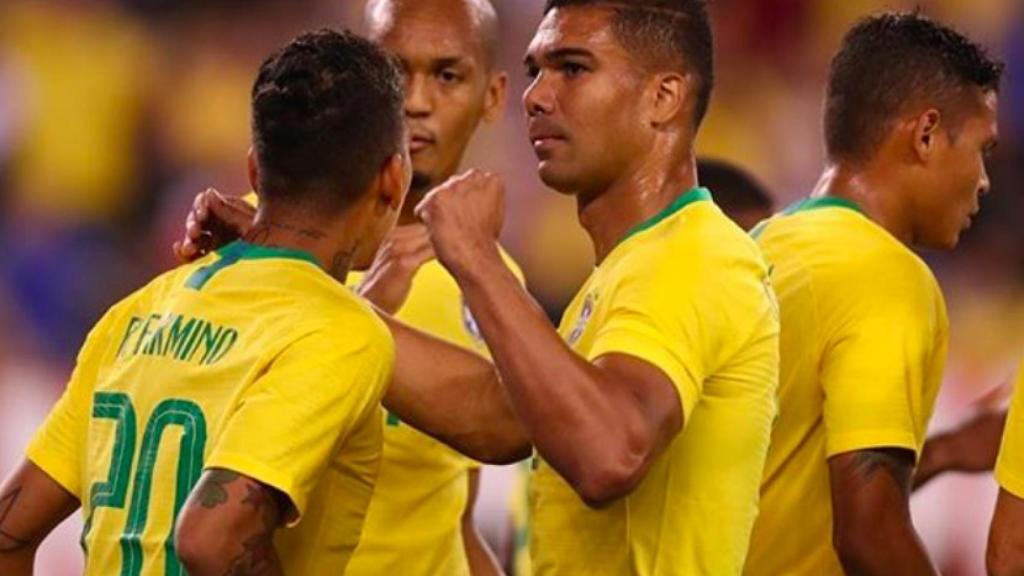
[244,209,359,284]
[814,162,915,245]
[578,151,698,265]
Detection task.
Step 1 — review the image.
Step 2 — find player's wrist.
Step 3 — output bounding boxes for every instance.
[442,239,503,283]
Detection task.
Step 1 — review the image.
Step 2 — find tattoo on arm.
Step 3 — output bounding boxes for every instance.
[850,448,916,496]
[221,479,285,576]
[198,470,240,509]
[0,487,33,553]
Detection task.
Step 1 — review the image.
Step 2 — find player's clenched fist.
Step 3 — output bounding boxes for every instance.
[173,188,256,263]
[415,170,506,276]
[357,225,436,314]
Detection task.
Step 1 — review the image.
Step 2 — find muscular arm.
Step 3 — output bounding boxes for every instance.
[381,313,531,464]
[462,468,503,576]
[988,489,1024,576]
[0,460,80,576]
[415,171,684,507]
[174,469,287,576]
[829,448,937,576]
[450,250,683,507]
[914,410,1007,490]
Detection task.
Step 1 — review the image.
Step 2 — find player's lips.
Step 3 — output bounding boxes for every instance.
[529,120,568,156]
[409,131,436,154]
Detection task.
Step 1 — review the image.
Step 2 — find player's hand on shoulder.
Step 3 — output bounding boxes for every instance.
[358,224,435,313]
[173,188,257,263]
[415,169,505,275]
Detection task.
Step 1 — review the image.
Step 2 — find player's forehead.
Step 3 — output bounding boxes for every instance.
[959,88,1000,142]
[525,6,622,65]
[367,0,488,67]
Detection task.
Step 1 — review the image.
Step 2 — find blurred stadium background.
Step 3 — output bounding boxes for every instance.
[0,0,1020,573]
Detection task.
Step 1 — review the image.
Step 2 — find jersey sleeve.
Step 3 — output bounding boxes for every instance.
[996,366,1024,498]
[25,305,125,499]
[586,259,708,423]
[820,257,948,459]
[205,321,394,522]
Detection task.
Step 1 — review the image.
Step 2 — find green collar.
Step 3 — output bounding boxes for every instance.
[619,187,713,245]
[783,195,865,216]
[186,241,320,290]
[750,195,865,241]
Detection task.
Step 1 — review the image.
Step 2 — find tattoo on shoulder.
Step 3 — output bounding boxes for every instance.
[0,487,33,553]
[198,470,240,509]
[851,448,915,494]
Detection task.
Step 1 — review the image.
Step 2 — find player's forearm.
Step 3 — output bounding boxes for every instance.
[988,489,1024,576]
[453,249,656,503]
[382,314,531,464]
[836,527,937,576]
[0,460,80,575]
[463,519,503,576]
[0,549,36,576]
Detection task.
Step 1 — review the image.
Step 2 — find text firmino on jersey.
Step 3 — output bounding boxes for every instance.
[116,313,239,365]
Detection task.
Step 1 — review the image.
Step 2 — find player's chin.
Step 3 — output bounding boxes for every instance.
[537,162,581,196]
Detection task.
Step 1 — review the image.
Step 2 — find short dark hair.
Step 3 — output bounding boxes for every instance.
[698,158,773,212]
[252,29,405,210]
[825,11,1004,164]
[543,0,714,128]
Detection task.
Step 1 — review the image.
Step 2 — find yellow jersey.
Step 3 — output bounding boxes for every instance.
[345,252,523,576]
[241,192,526,574]
[997,362,1024,498]
[26,241,394,575]
[745,197,948,575]
[531,187,780,575]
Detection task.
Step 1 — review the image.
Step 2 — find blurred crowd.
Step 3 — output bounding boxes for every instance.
[0,0,1020,573]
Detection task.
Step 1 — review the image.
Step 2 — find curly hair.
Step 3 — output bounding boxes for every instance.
[252,28,405,210]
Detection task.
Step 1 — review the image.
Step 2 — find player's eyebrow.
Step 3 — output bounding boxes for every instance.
[431,56,471,69]
[524,47,596,67]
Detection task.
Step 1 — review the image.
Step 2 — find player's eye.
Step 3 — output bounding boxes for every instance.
[565,61,589,77]
[438,68,463,85]
[525,64,540,79]
[562,62,587,78]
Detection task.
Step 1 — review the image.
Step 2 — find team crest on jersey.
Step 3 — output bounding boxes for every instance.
[567,292,597,346]
[462,299,484,343]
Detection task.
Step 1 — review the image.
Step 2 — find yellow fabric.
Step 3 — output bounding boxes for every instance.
[997,364,1024,498]
[745,202,948,576]
[531,192,780,575]
[27,243,393,575]
[510,461,533,576]
[244,190,528,574]
[344,254,524,576]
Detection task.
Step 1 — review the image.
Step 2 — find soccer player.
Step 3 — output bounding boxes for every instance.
[988,363,1024,575]
[176,1,516,573]
[415,0,779,573]
[744,12,1002,575]
[349,1,515,574]
[697,158,775,231]
[0,29,413,575]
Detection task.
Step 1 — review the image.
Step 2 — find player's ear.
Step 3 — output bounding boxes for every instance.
[647,71,689,128]
[375,152,410,215]
[247,147,260,194]
[483,71,508,124]
[912,108,944,163]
